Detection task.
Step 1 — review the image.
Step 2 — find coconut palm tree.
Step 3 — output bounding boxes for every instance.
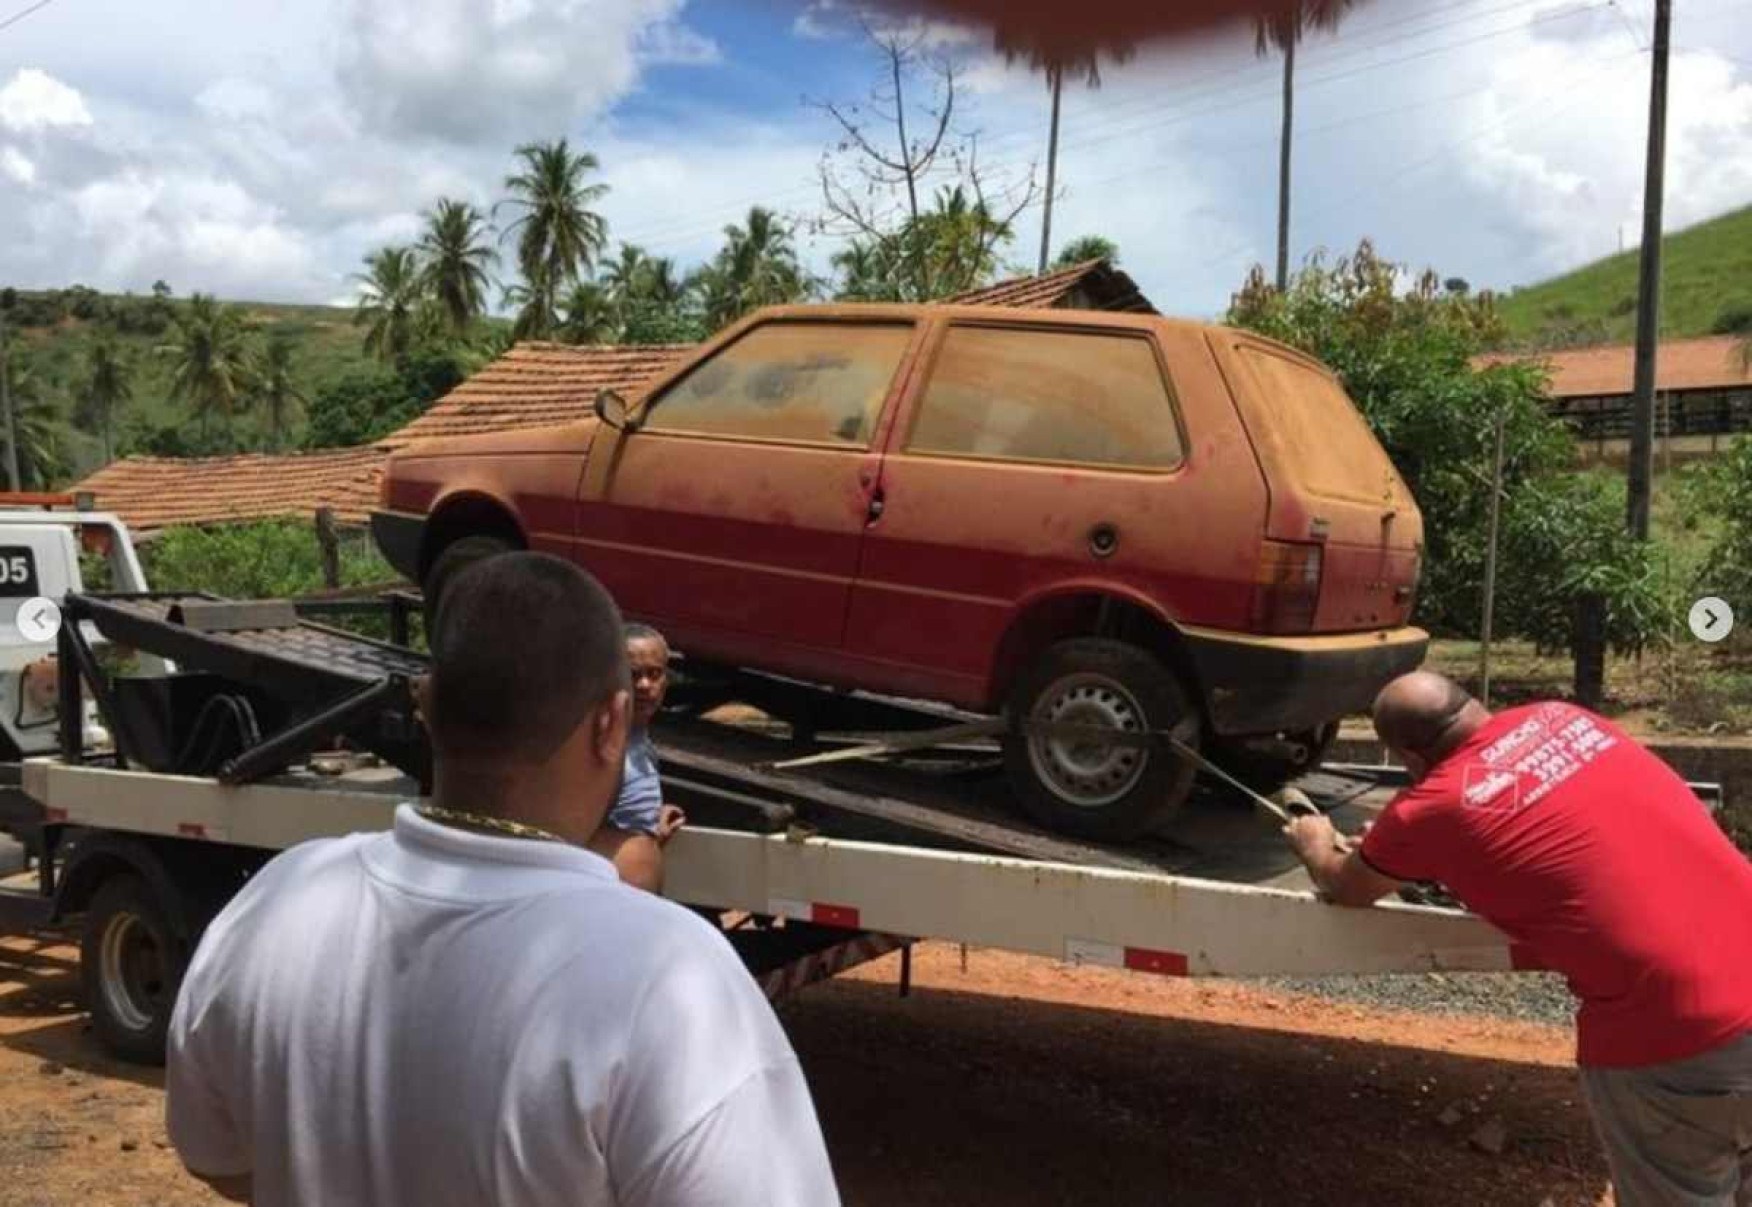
[558,281,621,346]
[601,243,653,306]
[0,351,69,489]
[79,328,132,464]
[257,338,305,451]
[418,199,497,337]
[699,207,810,330]
[994,32,1134,275]
[498,140,609,337]
[1053,235,1119,268]
[504,272,560,341]
[1257,0,1358,291]
[353,246,424,363]
[169,294,258,439]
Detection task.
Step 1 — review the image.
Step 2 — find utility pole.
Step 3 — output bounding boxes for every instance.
[0,291,19,493]
[1625,0,1671,540]
[1037,67,1062,275]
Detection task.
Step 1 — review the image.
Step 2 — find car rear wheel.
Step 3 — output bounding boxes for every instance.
[1003,638,1201,842]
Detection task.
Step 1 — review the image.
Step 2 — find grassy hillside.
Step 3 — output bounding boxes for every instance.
[1492,204,1752,349]
[4,289,378,476]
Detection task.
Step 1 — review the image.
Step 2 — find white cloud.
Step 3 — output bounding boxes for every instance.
[334,0,705,144]
[0,68,92,133]
[637,22,722,66]
[0,147,36,185]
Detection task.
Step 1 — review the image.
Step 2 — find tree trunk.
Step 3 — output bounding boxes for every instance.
[1038,69,1063,276]
[314,507,341,590]
[1275,35,1296,293]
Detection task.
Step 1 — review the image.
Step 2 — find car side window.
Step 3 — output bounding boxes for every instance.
[906,326,1184,469]
[642,321,913,447]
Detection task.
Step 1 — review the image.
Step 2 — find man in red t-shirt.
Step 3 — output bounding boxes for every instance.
[1284,671,1752,1206]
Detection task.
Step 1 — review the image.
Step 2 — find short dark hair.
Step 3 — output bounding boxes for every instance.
[624,623,667,648]
[427,553,628,762]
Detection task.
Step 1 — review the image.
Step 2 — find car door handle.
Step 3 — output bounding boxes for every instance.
[866,491,886,522]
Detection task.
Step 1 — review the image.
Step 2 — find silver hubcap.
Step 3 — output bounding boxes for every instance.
[99,911,163,1034]
[1026,673,1149,808]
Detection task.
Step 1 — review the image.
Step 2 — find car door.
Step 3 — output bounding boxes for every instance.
[575,317,919,670]
[845,318,1262,709]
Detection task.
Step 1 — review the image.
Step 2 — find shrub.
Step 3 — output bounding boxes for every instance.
[1227,241,1668,655]
[142,520,394,599]
[303,366,418,449]
[1710,301,1752,335]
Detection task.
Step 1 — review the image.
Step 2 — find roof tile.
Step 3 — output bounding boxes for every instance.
[74,447,386,534]
[1480,335,1752,397]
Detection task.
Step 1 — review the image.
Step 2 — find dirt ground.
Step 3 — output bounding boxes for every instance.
[0,932,1617,1207]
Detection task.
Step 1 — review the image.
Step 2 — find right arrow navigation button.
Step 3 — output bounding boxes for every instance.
[1688,596,1735,643]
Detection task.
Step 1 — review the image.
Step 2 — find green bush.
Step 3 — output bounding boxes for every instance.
[1710,301,1752,335]
[1227,241,1668,654]
[142,520,395,600]
[1681,435,1752,605]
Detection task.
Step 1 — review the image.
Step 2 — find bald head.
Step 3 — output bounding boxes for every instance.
[1372,672,1490,770]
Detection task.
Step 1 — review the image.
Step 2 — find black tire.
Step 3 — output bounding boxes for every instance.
[421,534,514,636]
[81,874,186,1066]
[1002,638,1202,842]
[1209,721,1340,794]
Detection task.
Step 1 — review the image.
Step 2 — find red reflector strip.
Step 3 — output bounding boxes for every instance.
[177,822,208,838]
[44,807,67,823]
[810,902,861,929]
[1066,937,1190,976]
[1123,947,1190,976]
[767,897,862,929]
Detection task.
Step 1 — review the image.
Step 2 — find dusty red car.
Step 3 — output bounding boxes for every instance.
[373,304,1426,839]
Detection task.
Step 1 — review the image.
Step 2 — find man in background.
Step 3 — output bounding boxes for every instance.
[592,623,686,892]
[167,553,838,1205]
[1284,670,1752,1206]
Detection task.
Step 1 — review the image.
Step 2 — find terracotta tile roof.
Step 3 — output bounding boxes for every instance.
[74,447,386,534]
[948,258,1158,314]
[1479,335,1752,398]
[381,341,694,447]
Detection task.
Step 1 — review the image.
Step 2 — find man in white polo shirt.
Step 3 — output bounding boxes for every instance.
[164,552,840,1206]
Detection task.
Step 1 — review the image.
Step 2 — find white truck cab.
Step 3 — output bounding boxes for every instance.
[0,494,151,759]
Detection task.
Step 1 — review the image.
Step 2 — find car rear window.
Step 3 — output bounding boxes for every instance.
[645,321,912,446]
[906,326,1184,470]
[1230,343,1402,503]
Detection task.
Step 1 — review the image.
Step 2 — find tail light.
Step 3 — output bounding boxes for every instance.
[1251,539,1323,634]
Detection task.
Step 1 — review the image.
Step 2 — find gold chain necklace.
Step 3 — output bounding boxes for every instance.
[415,804,567,845]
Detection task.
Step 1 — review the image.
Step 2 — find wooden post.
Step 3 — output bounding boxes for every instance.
[1625,0,1671,540]
[1574,592,1607,710]
[1478,411,1507,707]
[314,507,340,590]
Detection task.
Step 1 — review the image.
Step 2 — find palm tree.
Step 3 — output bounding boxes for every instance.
[79,328,132,464]
[257,338,305,450]
[0,352,69,489]
[169,294,257,439]
[994,33,1134,275]
[832,240,896,302]
[700,207,810,330]
[353,246,424,363]
[1053,235,1119,268]
[498,140,609,337]
[1257,0,1357,291]
[601,243,653,306]
[504,272,560,341]
[418,198,497,337]
[558,281,621,346]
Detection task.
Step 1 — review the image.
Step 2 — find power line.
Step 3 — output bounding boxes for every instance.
[0,0,56,33]
[612,0,1614,251]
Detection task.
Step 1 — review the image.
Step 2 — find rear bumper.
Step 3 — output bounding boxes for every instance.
[370,510,425,583]
[1180,624,1429,736]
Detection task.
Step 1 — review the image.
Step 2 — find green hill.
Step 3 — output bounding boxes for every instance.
[3,287,379,476]
[1492,204,1752,349]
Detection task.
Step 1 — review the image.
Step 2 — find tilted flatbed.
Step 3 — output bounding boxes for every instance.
[0,588,1565,1066]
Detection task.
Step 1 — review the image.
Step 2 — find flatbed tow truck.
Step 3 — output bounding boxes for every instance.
[0,502,1721,1065]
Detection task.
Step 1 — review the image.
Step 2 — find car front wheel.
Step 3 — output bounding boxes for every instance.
[1002,638,1202,842]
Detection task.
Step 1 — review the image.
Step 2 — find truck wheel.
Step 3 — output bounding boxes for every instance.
[81,874,186,1065]
[1003,638,1201,842]
[1210,722,1339,793]
[422,535,513,635]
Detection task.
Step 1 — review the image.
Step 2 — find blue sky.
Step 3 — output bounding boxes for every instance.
[2,0,1749,320]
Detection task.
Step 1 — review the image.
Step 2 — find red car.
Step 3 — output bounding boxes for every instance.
[374,304,1426,839]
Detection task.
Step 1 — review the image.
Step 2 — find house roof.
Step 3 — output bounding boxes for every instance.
[73,447,387,534]
[380,341,693,447]
[947,258,1157,313]
[1480,335,1752,398]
